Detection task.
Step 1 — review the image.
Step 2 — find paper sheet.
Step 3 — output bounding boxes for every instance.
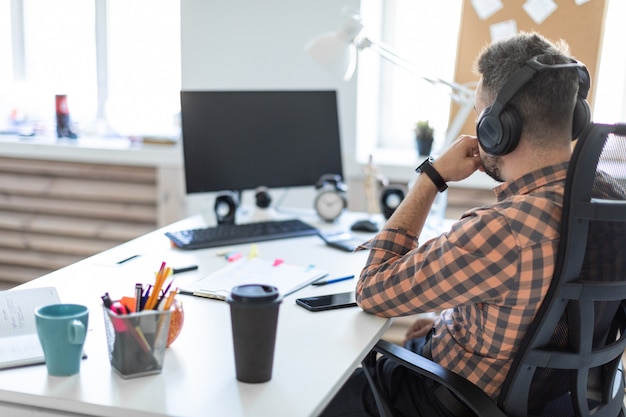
[471,0,503,20]
[0,287,60,369]
[523,0,558,24]
[179,258,327,301]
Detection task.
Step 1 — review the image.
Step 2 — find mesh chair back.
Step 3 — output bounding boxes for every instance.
[499,123,626,417]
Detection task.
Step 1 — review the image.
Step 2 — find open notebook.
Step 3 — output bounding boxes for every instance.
[179,258,328,301]
[0,287,61,369]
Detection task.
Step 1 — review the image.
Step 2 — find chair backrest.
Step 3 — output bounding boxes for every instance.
[498,123,626,417]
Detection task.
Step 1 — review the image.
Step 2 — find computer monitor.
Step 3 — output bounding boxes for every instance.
[180,90,343,196]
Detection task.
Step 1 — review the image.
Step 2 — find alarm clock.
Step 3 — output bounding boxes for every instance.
[314,174,348,222]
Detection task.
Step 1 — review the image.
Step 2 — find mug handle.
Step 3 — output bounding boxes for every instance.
[68,319,86,345]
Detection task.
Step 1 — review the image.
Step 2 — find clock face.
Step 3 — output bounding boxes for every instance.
[314,190,345,221]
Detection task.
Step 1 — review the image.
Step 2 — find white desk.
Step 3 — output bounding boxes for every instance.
[0,210,390,417]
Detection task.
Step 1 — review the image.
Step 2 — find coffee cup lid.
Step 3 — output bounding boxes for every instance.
[229,284,279,303]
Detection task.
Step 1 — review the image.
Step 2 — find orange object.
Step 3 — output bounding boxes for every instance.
[166,301,184,347]
[120,296,137,313]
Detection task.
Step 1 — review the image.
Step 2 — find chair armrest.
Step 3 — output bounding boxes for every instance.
[372,339,508,417]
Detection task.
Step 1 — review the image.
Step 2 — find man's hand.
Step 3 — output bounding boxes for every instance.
[432,135,483,183]
[403,317,435,344]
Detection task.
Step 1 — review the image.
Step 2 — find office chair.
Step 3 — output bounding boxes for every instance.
[362,122,626,417]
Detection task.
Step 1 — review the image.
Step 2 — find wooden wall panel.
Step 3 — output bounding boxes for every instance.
[0,157,164,284]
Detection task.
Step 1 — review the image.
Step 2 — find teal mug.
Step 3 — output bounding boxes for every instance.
[35,304,89,376]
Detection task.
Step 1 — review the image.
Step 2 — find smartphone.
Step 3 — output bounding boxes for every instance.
[319,231,364,252]
[295,291,357,312]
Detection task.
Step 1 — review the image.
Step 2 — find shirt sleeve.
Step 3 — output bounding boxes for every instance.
[356,208,520,317]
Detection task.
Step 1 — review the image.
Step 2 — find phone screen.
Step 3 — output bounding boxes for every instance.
[319,231,364,252]
[295,292,357,312]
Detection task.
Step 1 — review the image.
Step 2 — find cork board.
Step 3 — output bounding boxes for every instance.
[452,0,608,136]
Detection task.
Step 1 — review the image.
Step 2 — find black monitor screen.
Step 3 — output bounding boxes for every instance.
[180,90,343,194]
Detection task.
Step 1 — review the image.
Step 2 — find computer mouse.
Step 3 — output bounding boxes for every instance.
[350,219,379,233]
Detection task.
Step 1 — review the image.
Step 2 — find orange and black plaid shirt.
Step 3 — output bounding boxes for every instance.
[356,162,569,399]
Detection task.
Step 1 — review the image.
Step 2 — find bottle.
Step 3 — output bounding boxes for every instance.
[55,94,77,139]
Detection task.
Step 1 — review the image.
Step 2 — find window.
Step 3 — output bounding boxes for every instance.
[356,1,463,166]
[1,0,180,138]
[594,0,626,124]
[22,0,97,133]
[106,0,181,138]
[355,0,626,174]
[0,1,16,129]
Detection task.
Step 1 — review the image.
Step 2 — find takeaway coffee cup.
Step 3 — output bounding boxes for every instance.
[227,284,281,383]
[35,304,89,376]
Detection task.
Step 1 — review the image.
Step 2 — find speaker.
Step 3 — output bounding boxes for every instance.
[214,191,238,225]
[379,186,406,219]
[476,54,591,156]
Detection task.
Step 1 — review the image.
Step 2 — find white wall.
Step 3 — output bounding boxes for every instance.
[180,0,362,217]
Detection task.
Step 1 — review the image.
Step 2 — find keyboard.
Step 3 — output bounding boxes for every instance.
[164,219,320,250]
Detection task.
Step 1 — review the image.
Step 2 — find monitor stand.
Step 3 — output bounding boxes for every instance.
[245,206,283,223]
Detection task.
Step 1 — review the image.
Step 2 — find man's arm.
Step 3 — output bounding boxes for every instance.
[384,135,483,236]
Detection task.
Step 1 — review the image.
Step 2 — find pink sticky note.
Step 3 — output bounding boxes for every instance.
[272,258,284,267]
[227,252,242,262]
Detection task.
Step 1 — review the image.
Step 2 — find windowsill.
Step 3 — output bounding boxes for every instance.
[0,133,183,167]
[359,146,498,190]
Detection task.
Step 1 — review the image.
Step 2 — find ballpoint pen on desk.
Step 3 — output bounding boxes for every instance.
[172,265,199,274]
[311,275,355,286]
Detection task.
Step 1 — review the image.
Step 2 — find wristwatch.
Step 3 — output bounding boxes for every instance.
[415,157,448,192]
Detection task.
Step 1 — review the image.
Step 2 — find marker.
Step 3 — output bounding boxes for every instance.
[172,265,199,274]
[311,275,355,286]
[134,283,143,312]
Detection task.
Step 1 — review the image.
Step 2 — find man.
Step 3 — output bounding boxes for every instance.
[321,31,587,417]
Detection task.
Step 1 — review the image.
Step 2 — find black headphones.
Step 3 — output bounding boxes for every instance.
[476,54,591,156]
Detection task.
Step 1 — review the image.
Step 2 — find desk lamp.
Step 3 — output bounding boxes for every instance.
[307,8,466,232]
[306,8,476,150]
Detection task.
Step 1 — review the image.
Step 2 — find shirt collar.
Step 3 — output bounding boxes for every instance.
[494,161,569,201]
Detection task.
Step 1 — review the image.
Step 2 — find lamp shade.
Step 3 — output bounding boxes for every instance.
[306,31,358,81]
[306,9,364,81]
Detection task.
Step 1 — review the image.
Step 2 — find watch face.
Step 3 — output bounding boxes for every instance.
[315,190,345,221]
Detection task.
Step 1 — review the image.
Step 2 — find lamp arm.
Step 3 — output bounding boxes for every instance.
[443,99,475,149]
[360,37,475,105]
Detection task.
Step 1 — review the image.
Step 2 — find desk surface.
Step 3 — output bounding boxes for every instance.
[0,210,391,417]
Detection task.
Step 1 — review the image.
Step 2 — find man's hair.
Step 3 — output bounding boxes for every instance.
[475,32,581,146]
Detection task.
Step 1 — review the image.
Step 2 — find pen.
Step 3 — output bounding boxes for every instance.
[311,275,355,286]
[116,254,140,265]
[134,283,143,312]
[173,265,199,274]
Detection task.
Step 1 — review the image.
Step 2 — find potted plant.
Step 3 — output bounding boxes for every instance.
[415,120,434,156]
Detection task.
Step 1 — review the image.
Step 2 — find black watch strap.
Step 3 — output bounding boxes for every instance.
[416,157,448,192]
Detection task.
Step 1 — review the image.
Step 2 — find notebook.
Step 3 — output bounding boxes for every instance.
[0,287,61,369]
[178,258,328,301]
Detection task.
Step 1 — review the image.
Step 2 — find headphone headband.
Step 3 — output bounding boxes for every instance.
[476,54,591,156]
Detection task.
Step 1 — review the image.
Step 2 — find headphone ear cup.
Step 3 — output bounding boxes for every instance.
[477,106,501,152]
[477,106,522,156]
[497,108,522,155]
[571,98,591,139]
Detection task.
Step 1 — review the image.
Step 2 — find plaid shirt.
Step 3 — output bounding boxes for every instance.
[356,162,569,399]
